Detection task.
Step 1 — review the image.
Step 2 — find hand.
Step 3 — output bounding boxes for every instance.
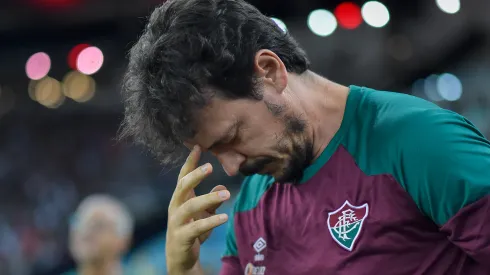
[165,145,231,274]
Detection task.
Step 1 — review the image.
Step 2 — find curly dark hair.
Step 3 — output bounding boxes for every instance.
[119,0,310,165]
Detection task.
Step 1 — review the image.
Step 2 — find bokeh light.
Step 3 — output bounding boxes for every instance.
[424,74,443,102]
[436,0,460,14]
[436,73,462,101]
[76,46,104,75]
[411,79,426,98]
[334,2,363,30]
[361,1,390,28]
[26,52,51,80]
[307,9,338,37]
[68,44,91,70]
[62,71,96,102]
[271,17,287,33]
[34,77,65,108]
[28,79,39,101]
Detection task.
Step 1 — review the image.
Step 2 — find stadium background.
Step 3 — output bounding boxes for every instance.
[0,0,489,274]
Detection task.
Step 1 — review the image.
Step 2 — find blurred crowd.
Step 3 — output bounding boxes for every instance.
[0,114,169,274]
[0,0,487,274]
[0,112,240,275]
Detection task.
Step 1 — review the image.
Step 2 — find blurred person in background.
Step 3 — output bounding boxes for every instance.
[120,0,490,274]
[126,252,159,275]
[66,194,133,275]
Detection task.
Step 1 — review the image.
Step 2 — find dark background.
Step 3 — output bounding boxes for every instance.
[0,0,488,274]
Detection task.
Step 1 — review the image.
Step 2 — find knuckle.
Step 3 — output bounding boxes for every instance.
[183,199,198,214]
[176,177,186,189]
[181,173,196,188]
[190,168,204,180]
[167,213,178,226]
[189,220,203,233]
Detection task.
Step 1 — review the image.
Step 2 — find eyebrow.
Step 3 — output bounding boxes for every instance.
[208,121,238,151]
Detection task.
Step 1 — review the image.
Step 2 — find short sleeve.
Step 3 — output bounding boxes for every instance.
[390,108,490,265]
[392,109,490,226]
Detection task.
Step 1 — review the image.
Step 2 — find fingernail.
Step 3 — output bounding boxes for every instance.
[193,145,200,152]
[219,214,228,221]
[218,190,229,199]
[200,164,208,173]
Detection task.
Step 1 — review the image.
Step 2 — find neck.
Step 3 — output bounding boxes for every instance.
[289,71,350,161]
[78,259,122,275]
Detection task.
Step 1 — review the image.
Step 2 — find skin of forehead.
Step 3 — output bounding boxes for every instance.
[77,200,124,224]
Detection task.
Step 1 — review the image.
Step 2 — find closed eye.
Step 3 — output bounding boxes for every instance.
[208,123,241,151]
[209,133,237,151]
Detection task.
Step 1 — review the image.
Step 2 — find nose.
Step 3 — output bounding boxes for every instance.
[214,150,246,176]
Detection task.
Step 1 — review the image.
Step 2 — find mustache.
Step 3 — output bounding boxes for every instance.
[239,157,275,176]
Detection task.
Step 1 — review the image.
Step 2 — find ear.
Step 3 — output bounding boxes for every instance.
[254,49,288,94]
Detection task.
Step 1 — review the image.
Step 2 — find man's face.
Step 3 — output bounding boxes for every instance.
[188,89,314,183]
[69,206,127,263]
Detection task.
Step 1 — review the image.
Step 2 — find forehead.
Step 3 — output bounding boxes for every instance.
[190,98,250,140]
[78,204,118,223]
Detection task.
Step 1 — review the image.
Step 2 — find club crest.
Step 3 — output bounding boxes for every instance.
[327,200,369,251]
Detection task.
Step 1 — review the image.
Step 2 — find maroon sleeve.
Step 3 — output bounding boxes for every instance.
[440,195,490,268]
[219,256,242,275]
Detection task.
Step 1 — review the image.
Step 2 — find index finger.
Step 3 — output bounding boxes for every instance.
[170,162,212,209]
[178,145,201,181]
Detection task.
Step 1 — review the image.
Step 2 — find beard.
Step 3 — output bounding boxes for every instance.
[239,114,314,184]
[274,138,313,183]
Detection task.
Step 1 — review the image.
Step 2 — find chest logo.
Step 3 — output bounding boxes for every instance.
[253,237,266,261]
[327,200,369,251]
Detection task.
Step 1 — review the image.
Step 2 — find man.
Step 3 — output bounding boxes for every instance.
[119,0,490,274]
[67,194,133,275]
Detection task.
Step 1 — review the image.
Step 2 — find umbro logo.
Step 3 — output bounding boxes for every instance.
[247,237,267,274]
[253,237,266,262]
[253,237,266,253]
